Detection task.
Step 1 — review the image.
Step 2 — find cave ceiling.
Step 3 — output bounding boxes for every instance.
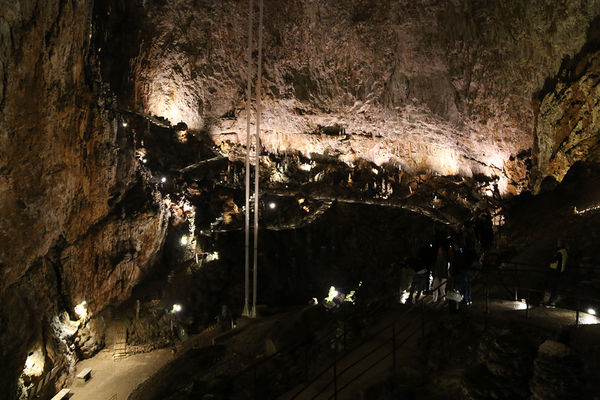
[131,0,600,195]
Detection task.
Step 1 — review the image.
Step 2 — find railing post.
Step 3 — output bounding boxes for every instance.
[485,270,489,331]
[253,365,257,400]
[514,267,518,301]
[333,353,338,400]
[576,297,580,327]
[304,347,308,381]
[421,299,425,339]
[392,323,396,370]
[526,289,530,320]
[343,320,347,351]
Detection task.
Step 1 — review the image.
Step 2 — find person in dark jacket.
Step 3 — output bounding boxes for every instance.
[432,243,449,302]
[450,239,474,305]
[409,243,435,304]
[545,240,568,308]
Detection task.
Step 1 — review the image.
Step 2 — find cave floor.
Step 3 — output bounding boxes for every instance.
[64,295,600,400]
[280,295,600,399]
[67,348,174,400]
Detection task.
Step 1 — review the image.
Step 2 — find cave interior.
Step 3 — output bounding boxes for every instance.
[2,1,600,399]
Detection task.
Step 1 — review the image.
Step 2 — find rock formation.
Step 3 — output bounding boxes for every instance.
[0,0,599,398]
[0,1,166,397]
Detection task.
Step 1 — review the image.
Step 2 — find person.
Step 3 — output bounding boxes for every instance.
[408,266,429,304]
[474,209,494,264]
[432,243,449,303]
[409,243,435,303]
[545,240,568,308]
[450,239,474,305]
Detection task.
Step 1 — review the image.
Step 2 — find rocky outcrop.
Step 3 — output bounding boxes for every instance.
[530,340,582,400]
[133,0,600,193]
[534,43,600,190]
[0,0,166,398]
[463,331,536,400]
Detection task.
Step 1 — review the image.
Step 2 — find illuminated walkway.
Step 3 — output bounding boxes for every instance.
[68,349,173,400]
[281,297,600,400]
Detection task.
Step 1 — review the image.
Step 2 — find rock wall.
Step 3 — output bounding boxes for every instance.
[0,0,166,397]
[534,21,600,189]
[133,0,600,194]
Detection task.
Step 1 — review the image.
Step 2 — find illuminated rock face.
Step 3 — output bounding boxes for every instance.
[535,48,600,189]
[134,0,600,194]
[0,1,166,396]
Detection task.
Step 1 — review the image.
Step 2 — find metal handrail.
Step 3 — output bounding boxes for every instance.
[288,305,420,400]
[289,265,600,400]
[331,325,421,399]
[288,278,448,400]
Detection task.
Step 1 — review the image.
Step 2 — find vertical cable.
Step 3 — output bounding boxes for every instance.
[251,0,263,318]
[242,0,253,317]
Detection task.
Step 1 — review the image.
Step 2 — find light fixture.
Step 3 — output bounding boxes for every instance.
[23,348,44,377]
[325,286,339,302]
[588,308,596,315]
[171,304,182,313]
[161,177,167,183]
[74,301,87,319]
[268,202,276,209]
[400,290,409,304]
[122,122,128,127]
[371,168,379,175]
[205,252,219,262]
[180,236,188,245]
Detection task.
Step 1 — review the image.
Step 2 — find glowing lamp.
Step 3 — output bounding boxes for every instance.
[400,290,409,304]
[122,122,128,127]
[74,301,87,319]
[588,308,596,315]
[172,304,182,313]
[23,349,44,377]
[268,202,276,209]
[325,286,339,302]
[205,252,219,262]
[161,177,167,183]
[180,236,188,246]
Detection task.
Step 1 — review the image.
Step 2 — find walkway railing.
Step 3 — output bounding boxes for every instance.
[202,261,600,399]
[284,263,600,400]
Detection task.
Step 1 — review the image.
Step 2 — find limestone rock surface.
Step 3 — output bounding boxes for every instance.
[133,0,600,193]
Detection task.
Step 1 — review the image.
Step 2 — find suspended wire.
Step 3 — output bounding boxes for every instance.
[243,0,253,317]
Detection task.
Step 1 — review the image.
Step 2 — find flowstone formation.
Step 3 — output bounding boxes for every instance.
[133,0,600,194]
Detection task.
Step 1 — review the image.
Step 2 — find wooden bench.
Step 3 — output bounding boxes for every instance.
[76,367,92,381]
[50,388,70,400]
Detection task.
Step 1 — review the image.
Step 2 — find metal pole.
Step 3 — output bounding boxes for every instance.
[392,324,396,370]
[576,298,580,327]
[421,299,425,338]
[304,347,308,381]
[526,289,530,320]
[242,0,253,318]
[251,0,263,318]
[333,354,338,400]
[485,273,489,330]
[343,321,346,351]
[253,365,257,400]
[514,268,518,301]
